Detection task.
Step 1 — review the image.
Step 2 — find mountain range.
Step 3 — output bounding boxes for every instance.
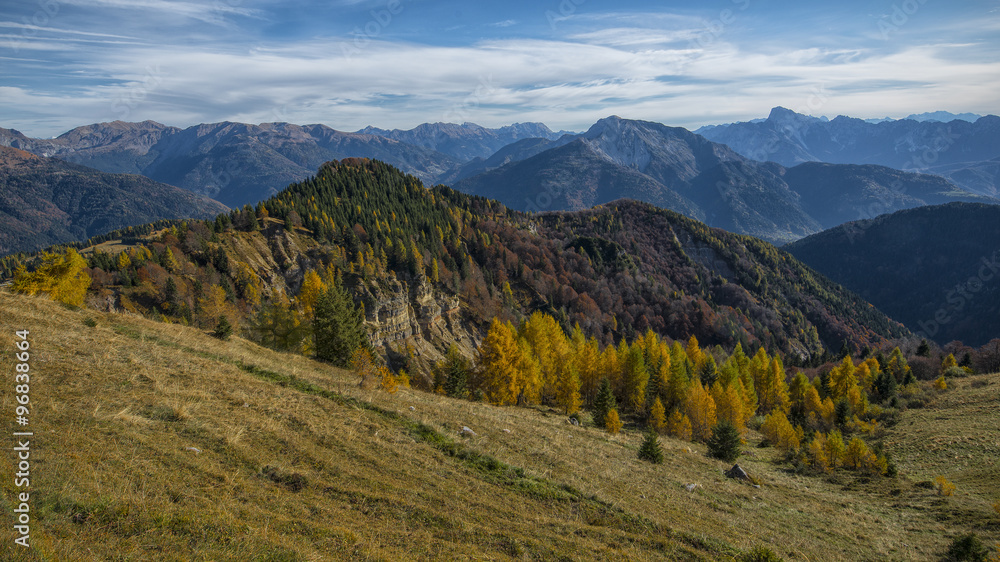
[698,107,1000,197]
[454,116,995,243]
[356,121,574,161]
[0,121,461,208]
[3,113,997,252]
[0,145,227,256]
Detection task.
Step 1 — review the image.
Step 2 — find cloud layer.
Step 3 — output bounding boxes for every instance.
[1,0,998,137]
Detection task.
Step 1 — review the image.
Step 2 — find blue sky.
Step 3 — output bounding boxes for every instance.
[2,0,998,137]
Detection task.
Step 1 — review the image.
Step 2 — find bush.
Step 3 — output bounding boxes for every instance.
[638,429,663,464]
[83,317,98,328]
[936,476,956,497]
[943,366,968,379]
[739,545,784,562]
[707,420,742,462]
[946,533,989,562]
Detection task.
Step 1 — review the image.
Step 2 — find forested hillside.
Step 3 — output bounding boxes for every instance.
[0,146,228,255]
[786,202,1000,347]
[4,158,909,373]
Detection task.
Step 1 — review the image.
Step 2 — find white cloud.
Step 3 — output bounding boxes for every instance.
[3,15,998,137]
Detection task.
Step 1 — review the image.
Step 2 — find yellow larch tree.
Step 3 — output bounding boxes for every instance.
[12,248,92,307]
[476,318,522,406]
[666,409,693,441]
[297,269,327,320]
[828,356,858,401]
[649,397,667,432]
[712,381,748,436]
[605,409,623,435]
[683,380,717,441]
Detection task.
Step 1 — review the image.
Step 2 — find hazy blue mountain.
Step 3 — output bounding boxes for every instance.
[454,116,993,244]
[697,107,1000,196]
[1,121,460,208]
[356,122,575,161]
[785,202,1000,347]
[0,145,227,256]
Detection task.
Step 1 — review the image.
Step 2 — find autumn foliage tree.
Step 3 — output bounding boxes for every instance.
[12,248,92,306]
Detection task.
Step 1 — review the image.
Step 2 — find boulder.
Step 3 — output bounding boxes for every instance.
[725,464,751,482]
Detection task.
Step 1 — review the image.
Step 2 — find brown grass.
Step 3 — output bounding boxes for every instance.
[0,291,997,560]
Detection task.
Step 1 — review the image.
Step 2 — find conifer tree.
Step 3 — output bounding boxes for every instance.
[638,428,664,464]
[683,380,717,441]
[475,318,521,405]
[439,344,471,398]
[666,409,693,441]
[707,420,742,462]
[828,356,858,400]
[623,344,648,413]
[649,396,666,432]
[592,377,617,429]
[605,409,622,435]
[313,278,368,366]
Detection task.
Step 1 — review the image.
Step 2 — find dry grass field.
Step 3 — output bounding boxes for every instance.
[1,291,997,560]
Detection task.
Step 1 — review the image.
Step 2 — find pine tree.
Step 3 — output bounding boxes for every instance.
[592,377,617,428]
[213,315,233,340]
[916,339,931,357]
[638,429,664,464]
[707,420,742,462]
[313,279,368,366]
[439,344,471,398]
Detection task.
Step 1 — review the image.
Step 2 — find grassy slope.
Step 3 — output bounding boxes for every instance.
[0,292,997,561]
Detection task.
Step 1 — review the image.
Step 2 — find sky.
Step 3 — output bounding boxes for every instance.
[1,0,999,138]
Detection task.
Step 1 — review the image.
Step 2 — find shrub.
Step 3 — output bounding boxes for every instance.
[83,317,98,328]
[707,420,742,462]
[946,533,989,562]
[943,366,968,379]
[936,476,956,497]
[934,375,948,391]
[638,429,664,464]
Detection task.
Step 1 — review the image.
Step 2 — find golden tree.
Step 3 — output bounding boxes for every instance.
[297,269,327,319]
[828,356,858,401]
[649,396,667,432]
[12,248,92,307]
[476,318,522,405]
[666,409,693,441]
[605,409,622,435]
[761,410,800,453]
[684,380,717,441]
